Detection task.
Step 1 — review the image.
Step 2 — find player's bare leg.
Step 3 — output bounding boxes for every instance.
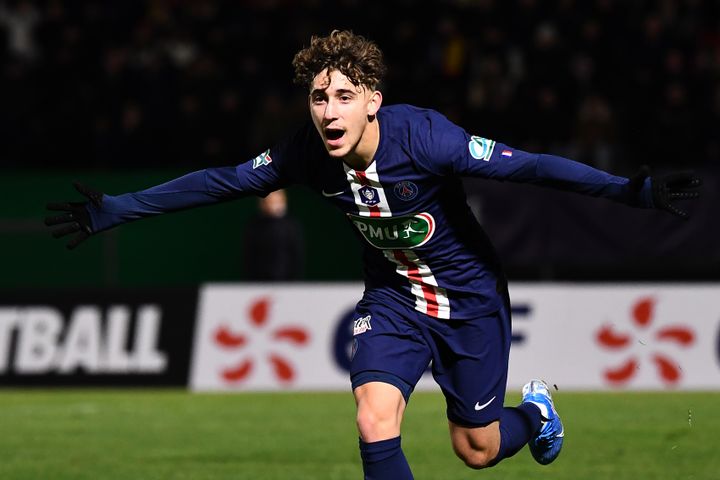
[448,420,501,469]
[354,381,413,479]
[354,381,406,441]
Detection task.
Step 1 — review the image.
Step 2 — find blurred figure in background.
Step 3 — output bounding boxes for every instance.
[242,189,304,281]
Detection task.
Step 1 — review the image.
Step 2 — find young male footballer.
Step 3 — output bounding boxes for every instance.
[46,30,701,479]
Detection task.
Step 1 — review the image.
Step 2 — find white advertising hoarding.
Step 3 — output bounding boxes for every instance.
[507,284,720,390]
[190,283,720,392]
[190,284,359,391]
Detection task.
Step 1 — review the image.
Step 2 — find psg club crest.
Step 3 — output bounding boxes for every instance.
[358,186,380,206]
[393,181,419,201]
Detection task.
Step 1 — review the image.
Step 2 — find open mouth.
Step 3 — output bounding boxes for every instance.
[325,128,345,141]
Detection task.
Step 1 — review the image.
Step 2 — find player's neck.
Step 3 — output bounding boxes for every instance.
[342,119,380,171]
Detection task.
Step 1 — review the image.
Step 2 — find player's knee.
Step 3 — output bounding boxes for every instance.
[454,447,495,470]
[453,441,499,469]
[449,420,501,469]
[356,406,400,441]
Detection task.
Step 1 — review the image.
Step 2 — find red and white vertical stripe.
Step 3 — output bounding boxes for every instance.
[345,163,451,319]
[383,250,450,319]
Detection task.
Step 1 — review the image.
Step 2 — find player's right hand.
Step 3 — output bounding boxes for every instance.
[45,182,103,249]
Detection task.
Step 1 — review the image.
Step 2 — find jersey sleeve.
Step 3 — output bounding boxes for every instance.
[88,126,311,233]
[413,109,653,208]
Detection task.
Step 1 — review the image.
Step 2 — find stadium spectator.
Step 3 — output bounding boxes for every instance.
[0,0,40,61]
[242,189,305,281]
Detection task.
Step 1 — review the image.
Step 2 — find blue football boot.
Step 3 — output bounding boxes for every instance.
[521,379,564,465]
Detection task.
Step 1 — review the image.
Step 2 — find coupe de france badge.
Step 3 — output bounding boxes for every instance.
[359,186,380,206]
[252,149,273,169]
[468,136,496,161]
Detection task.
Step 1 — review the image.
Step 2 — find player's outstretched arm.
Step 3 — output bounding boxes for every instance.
[515,154,703,218]
[44,165,270,249]
[415,110,703,219]
[456,139,702,218]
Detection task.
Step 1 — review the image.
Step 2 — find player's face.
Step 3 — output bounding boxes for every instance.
[308,69,382,162]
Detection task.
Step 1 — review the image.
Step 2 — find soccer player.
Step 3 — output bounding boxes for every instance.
[46,30,700,478]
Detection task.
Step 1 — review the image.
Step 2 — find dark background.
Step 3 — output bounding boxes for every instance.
[1,0,718,286]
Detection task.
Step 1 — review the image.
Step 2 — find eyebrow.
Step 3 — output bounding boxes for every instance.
[310,88,358,97]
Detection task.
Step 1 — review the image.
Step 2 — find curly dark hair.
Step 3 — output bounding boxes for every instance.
[292,30,387,91]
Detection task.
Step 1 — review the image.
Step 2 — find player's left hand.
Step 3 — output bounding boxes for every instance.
[630,166,702,219]
[45,182,103,249]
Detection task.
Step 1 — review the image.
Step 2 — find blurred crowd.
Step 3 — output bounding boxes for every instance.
[1,0,719,173]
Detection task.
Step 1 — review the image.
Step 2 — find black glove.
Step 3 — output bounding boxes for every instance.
[629,166,702,219]
[45,182,103,249]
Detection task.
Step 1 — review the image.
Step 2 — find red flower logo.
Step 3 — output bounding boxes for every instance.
[596,297,695,386]
[213,297,309,385]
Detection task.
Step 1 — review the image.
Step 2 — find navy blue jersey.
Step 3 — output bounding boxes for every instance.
[88,104,653,319]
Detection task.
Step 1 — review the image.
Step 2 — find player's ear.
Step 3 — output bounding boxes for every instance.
[367,90,382,118]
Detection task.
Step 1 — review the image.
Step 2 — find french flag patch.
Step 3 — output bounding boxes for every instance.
[501,149,513,157]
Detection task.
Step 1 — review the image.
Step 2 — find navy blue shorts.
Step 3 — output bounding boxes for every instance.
[349,292,512,427]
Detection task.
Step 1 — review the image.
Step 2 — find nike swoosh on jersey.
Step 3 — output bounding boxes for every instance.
[474,396,497,411]
[322,189,345,197]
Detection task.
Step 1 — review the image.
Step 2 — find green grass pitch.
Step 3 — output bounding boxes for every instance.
[0,390,717,480]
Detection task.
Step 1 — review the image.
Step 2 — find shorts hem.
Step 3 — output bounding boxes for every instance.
[447,411,500,429]
[351,370,415,403]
